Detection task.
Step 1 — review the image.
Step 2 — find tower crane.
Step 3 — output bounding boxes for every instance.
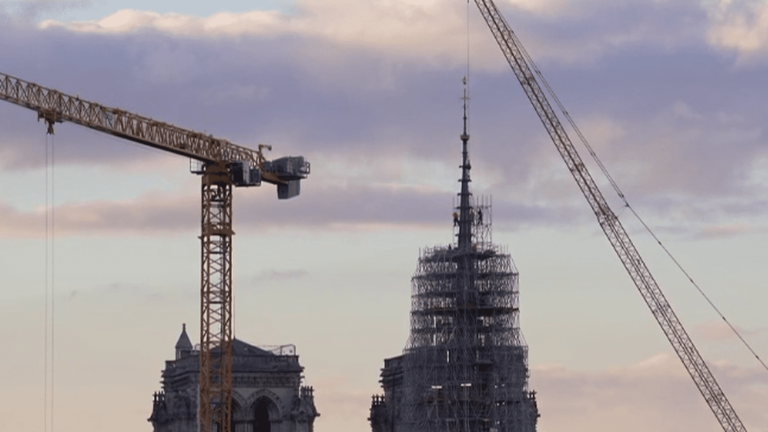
[0,71,310,432]
[471,1,748,431]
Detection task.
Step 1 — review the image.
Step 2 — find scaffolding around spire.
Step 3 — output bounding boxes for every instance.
[368,87,539,432]
[400,239,538,432]
[454,194,494,250]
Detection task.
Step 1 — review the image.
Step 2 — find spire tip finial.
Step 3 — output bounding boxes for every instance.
[456,75,472,249]
[461,76,470,141]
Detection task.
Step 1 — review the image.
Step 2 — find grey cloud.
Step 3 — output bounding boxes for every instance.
[0,1,767,238]
[0,25,475,167]
[498,0,711,63]
[0,182,585,237]
[237,184,582,231]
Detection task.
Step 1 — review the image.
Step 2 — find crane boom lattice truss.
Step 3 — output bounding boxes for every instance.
[471,1,747,431]
[0,71,309,432]
[0,73,273,168]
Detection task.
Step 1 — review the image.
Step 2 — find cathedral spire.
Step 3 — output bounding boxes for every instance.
[175,323,193,359]
[457,77,473,250]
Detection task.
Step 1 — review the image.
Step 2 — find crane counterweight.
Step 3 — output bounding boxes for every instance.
[231,161,262,187]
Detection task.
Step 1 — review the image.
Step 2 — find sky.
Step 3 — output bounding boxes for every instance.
[0,0,767,431]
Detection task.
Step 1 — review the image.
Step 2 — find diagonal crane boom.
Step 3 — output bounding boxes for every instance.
[0,71,310,432]
[471,1,748,431]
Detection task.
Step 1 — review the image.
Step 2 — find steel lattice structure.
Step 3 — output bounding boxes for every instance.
[397,97,538,432]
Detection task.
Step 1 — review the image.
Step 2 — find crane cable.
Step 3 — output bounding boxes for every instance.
[43,132,57,432]
[44,133,48,432]
[51,132,56,432]
[520,34,768,373]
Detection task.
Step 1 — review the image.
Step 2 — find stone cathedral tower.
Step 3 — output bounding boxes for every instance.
[369,90,539,432]
[149,324,319,432]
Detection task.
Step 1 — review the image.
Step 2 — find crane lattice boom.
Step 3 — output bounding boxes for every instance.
[472,1,747,431]
[0,70,309,432]
[0,72,275,176]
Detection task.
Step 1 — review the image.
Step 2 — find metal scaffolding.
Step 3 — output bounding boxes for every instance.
[401,229,538,431]
[399,92,538,432]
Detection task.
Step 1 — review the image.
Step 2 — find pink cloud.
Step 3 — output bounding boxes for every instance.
[697,223,761,239]
[0,192,196,238]
[694,320,766,342]
[0,182,580,238]
[531,353,767,432]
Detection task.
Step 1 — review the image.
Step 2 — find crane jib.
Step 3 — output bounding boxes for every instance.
[0,72,261,167]
[472,0,748,430]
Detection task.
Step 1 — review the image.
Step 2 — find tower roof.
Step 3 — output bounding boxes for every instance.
[175,323,193,351]
[232,339,275,356]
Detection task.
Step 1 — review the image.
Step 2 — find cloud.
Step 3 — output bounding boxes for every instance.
[0,191,195,238]
[531,353,768,432]
[39,9,284,35]
[0,179,585,238]
[30,0,715,67]
[707,0,768,58]
[603,100,764,196]
[695,222,763,238]
[694,320,767,342]
[36,1,475,69]
[1,0,767,240]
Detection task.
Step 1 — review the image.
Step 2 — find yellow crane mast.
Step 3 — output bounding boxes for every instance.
[0,71,310,432]
[472,1,748,431]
